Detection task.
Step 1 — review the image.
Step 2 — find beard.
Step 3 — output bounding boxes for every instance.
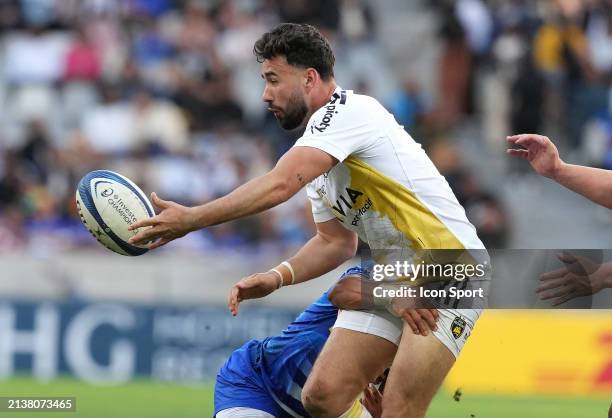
[274,91,308,130]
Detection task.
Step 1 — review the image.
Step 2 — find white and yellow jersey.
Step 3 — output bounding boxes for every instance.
[295,87,485,253]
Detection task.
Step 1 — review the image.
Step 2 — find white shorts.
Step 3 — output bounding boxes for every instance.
[333,308,480,358]
[216,407,275,418]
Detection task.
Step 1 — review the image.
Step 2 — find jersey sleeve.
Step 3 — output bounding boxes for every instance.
[294,94,375,162]
[306,182,336,223]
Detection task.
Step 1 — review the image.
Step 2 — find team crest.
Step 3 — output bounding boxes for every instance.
[451,316,467,339]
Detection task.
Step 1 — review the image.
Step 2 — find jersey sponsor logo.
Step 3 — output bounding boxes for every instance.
[331,187,364,217]
[309,91,347,134]
[451,316,467,339]
[351,198,373,226]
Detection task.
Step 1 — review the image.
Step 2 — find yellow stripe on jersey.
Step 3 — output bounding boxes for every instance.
[344,156,465,250]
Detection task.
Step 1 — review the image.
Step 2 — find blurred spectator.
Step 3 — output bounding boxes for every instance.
[455,0,494,56]
[173,65,244,132]
[132,89,189,154]
[276,0,340,33]
[4,27,69,85]
[534,3,602,148]
[0,153,22,208]
[63,27,101,81]
[0,1,20,31]
[81,84,135,154]
[21,0,57,27]
[18,120,54,183]
[0,204,27,251]
[387,79,427,132]
[436,2,472,127]
[586,3,612,77]
[339,0,375,43]
[510,54,546,160]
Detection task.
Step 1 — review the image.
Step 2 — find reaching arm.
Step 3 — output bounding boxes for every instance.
[227,218,358,315]
[551,164,612,210]
[507,134,612,209]
[284,218,359,285]
[328,275,367,310]
[129,146,336,247]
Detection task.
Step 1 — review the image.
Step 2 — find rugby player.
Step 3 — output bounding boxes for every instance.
[215,267,392,418]
[129,23,487,418]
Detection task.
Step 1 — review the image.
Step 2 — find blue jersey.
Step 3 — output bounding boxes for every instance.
[214,267,366,417]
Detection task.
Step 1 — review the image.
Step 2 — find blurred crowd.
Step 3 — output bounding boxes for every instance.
[429,0,611,163]
[0,0,609,254]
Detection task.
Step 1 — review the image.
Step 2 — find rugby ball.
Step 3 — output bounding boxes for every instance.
[76,170,154,256]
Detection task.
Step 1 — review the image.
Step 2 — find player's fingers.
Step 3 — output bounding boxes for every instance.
[551,292,577,306]
[536,277,568,293]
[540,267,568,281]
[409,310,429,336]
[228,286,241,316]
[128,216,159,231]
[515,135,552,150]
[506,135,520,143]
[129,226,164,245]
[401,311,420,335]
[429,308,439,321]
[539,285,572,301]
[506,149,529,159]
[150,192,171,210]
[557,253,577,264]
[147,237,170,250]
[419,309,438,331]
[506,134,539,143]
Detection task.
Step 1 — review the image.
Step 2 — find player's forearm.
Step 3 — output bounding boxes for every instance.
[553,163,612,209]
[328,276,367,309]
[282,233,357,286]
[192,172,292,229]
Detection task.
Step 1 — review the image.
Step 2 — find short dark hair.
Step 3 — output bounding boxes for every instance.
[253,23,335,80]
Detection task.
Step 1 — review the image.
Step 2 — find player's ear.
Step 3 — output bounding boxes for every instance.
[303,68,318,92]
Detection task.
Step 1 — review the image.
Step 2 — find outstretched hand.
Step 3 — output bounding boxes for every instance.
[128,192,198,249]
[227,272,280,316]
[537,253,609,306]
[506,134,563,178]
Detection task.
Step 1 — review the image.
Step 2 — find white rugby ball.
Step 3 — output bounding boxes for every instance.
[76,170,154,256]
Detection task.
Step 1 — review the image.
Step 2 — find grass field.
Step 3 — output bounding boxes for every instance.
[0,377,608,418]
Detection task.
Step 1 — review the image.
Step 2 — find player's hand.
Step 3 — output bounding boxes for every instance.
[537,253,610,306]
[392,303,439,336]
[228,272,280,316]
[128,192,198,249]
[506,134,564,178]
[361,383,383,418]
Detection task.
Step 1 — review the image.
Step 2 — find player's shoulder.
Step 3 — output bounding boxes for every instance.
[306,88,385,135]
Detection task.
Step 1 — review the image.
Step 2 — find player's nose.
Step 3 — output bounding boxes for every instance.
[261,86,273,103]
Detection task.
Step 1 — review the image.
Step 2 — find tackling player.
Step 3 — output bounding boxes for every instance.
[129,23,488,418]
[215,267,394,418]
